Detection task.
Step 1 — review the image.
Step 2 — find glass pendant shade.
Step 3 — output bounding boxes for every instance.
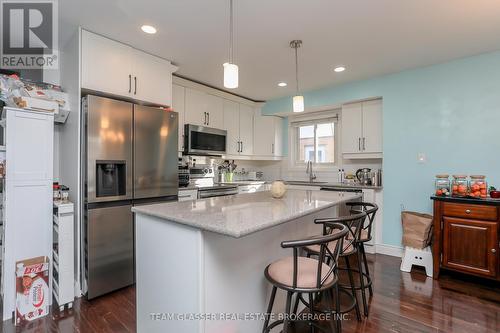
[223,63,238,89]
[293,95,304,113]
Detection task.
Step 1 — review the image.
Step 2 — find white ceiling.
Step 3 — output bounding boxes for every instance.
[60,0,500,101]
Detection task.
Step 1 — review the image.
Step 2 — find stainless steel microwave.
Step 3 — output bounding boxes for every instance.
[184,124,227,156]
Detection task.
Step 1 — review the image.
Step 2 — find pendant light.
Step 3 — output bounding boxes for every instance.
[223,0,238,89]
[290,40,304,112]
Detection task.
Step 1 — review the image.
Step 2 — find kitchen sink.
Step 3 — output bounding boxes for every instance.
[285,180,329,185]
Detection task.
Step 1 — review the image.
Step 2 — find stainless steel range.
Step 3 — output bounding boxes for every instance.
[189,165,238,199]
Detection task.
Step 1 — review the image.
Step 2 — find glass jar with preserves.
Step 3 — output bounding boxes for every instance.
[470,175,488,199]
[435,174,450,196]
[451,175,469,197]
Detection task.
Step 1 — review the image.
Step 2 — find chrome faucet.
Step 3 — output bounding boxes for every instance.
[306,160,316,182]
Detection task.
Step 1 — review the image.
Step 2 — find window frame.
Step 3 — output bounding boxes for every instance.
[288,110,340,171]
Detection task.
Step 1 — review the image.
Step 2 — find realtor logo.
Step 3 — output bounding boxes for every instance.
[1,0,58,69]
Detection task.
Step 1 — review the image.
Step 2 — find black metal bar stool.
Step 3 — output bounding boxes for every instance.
[303,211,368,322]
[263,223,348,333]
[343,202,379,316]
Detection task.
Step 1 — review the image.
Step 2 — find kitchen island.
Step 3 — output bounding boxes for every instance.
[133,189,360,333]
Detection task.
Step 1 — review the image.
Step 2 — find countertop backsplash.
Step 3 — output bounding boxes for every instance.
[182,156,382,186]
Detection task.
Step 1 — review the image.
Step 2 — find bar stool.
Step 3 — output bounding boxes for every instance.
[303,211,368,322]
[344,202,378,316]
[263,223,348,333]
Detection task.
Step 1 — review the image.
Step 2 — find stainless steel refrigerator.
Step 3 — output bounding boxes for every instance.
[81,95,178,299]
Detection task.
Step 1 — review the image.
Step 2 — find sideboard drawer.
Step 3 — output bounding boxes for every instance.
[443,202,498,221]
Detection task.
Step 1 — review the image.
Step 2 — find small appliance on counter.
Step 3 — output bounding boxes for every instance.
[178,166,190,187]
[356,168,372,186]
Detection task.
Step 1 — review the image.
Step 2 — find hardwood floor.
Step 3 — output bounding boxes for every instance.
[2,254,500,332]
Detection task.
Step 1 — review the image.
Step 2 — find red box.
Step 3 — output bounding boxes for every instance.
[15,256,50,325]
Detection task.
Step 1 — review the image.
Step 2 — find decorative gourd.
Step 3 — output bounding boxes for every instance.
[270,181,286,199]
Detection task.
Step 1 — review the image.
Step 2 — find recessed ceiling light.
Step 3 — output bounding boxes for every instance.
[141,25,157,34]
[278,82,287,87]
[334,66,346,73]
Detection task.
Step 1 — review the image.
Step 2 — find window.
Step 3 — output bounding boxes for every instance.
[291,113,338,167]
[290,112,337,167]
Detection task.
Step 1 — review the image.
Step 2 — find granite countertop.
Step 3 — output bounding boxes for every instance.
[133,190,361,238]
[218,180,383,190]
[431,195,500,206]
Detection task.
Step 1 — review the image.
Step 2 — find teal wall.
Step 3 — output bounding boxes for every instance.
[262,50,500,247]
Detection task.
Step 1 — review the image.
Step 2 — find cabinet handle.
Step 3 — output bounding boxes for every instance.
[492,249,497,253]
[207,112,210,126]
[465,209,471,214]
[204,112,207,125]
[240,141,243,153]
[272,143,274,154]
[363,137,366,150]
[134,76,137,95]
[128,74,132,93]
[358,138,361,151]
[237,141,241,152]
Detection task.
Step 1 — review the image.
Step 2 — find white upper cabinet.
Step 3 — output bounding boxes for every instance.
[273,117,283,157]
[361,99,383,154]
[238,104,254,156]
[185,88,207,126]
[341,102,363,154]
[223,102,254,156]
[131,49,174,106]
[223,100,240,155]
[81,30,132,97]
[253,110,282,158]
[185,88,224,129]
[81,30,175,106]
[341,99,382,158]
[205,94,224,129]
[172,84,185,152]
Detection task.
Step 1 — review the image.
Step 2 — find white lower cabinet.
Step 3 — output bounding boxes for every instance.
[238,184,269,194]
[178,189,198,201]
[361,189,383,254]
[286,185,322,191]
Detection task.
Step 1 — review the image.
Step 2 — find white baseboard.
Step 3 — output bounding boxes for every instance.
[375,243,404,258]
[360,243,404,258]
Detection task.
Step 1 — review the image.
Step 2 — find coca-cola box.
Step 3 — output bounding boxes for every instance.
[15,256,50,325]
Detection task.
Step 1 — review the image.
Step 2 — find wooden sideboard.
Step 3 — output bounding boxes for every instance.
[432,196,500,280]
